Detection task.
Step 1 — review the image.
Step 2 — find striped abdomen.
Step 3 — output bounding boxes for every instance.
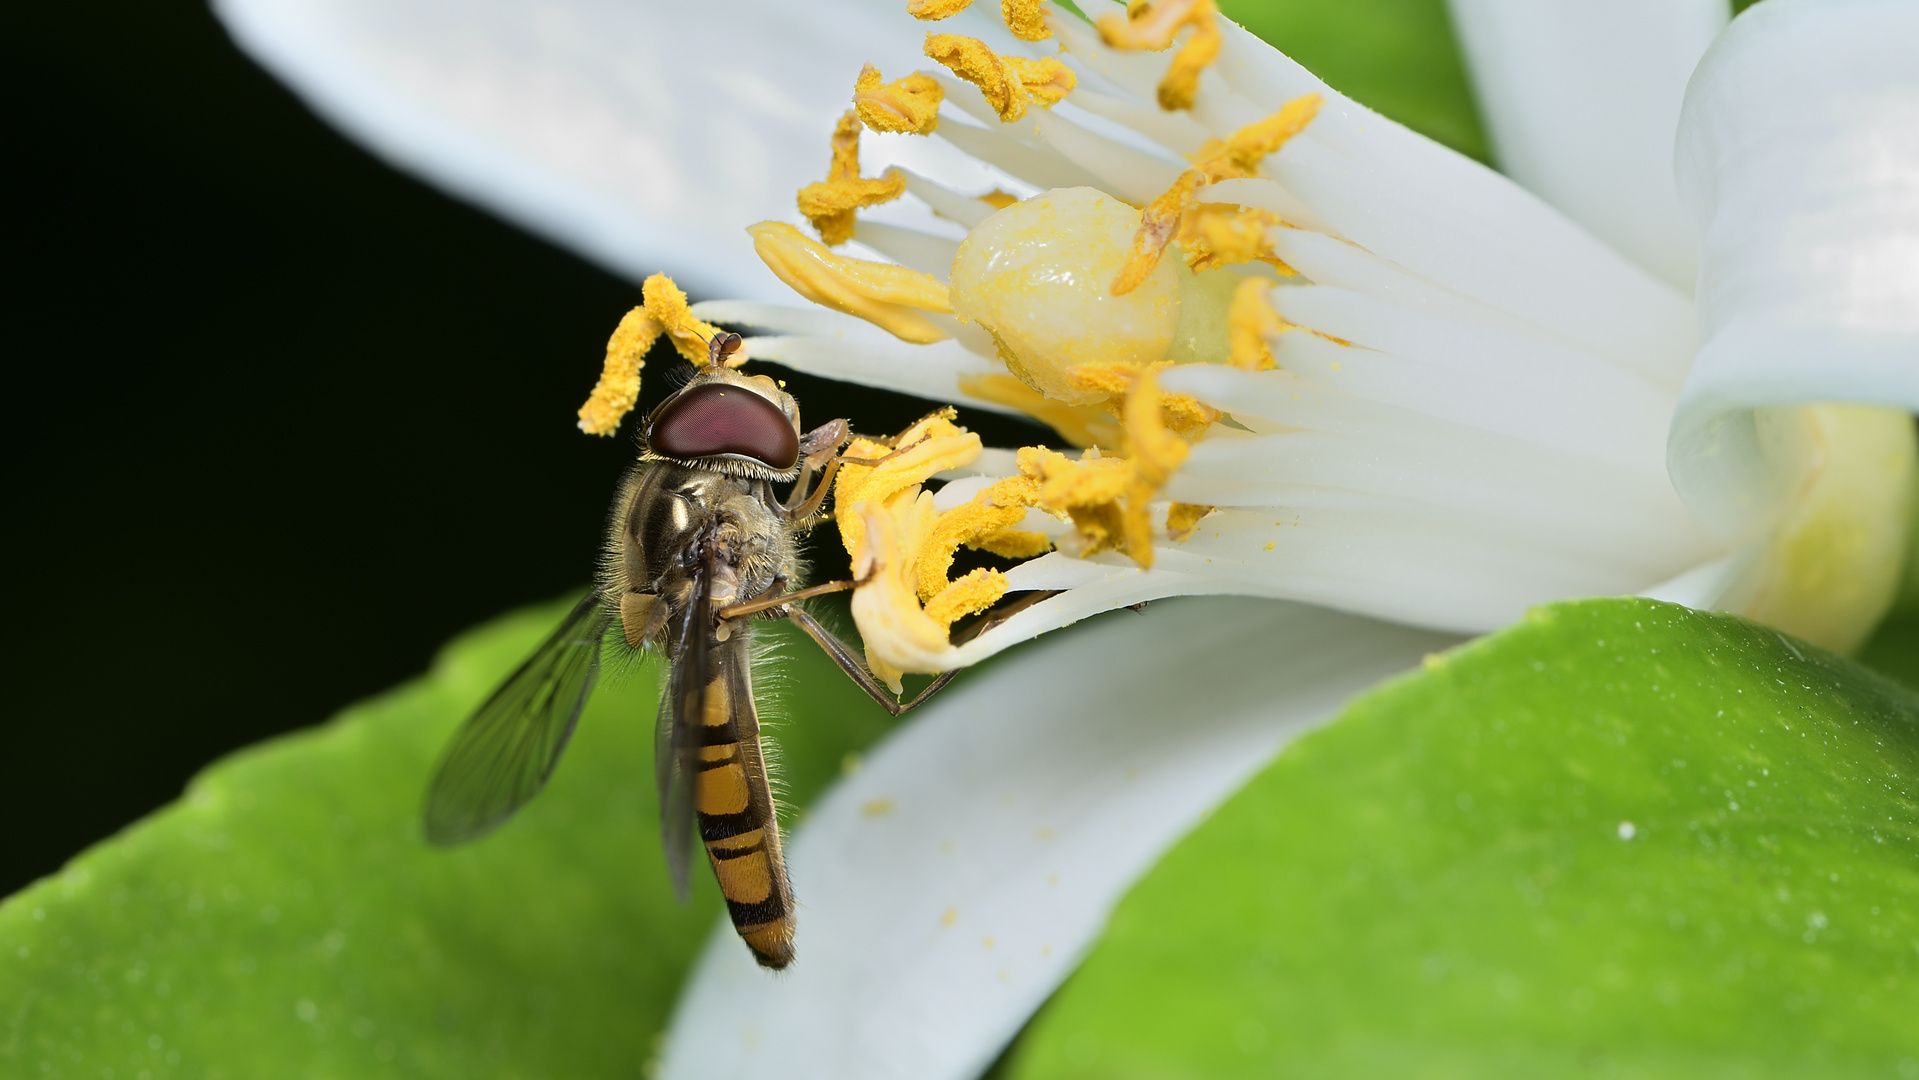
[694,632,796,968]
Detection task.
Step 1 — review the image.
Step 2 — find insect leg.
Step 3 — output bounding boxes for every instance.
[784,607,952,717]
[714,578,857,621]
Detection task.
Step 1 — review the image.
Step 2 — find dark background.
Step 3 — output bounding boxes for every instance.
[5,2,1037,896]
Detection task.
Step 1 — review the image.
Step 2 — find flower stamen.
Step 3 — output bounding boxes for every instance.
[1095,0,1221,111]
[576,273,722,435]
[748,222,954,344]
[924,34,1075,123]
[1112,95,1322,293]
[1227,277,1285,371]
[797,111,908,245]
[854,64,944,136]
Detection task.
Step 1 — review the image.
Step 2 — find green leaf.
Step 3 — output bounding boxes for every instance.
[1006,598,1919,1079]
[1216,0,1491,162]
[0,596,898,1077]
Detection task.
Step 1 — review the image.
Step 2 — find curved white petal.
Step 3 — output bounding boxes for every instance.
[1670,0,1919,542]
[212,0,935,300]
[1445,0,1727,290]
[661,596,1457,1080]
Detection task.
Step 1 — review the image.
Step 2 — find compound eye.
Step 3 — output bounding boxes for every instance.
[648,384,800,470]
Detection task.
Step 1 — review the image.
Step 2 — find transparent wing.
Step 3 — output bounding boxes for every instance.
[423,591,612,845]
[657,564,714,900]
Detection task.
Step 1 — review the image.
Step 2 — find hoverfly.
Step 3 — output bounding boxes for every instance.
[421,332,958,969]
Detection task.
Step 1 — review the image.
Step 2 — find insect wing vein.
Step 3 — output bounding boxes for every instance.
[423,591,610,845]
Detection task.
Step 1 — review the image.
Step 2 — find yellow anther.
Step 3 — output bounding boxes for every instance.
[1013,373,1194,566]
[1001,0,1052,41]
[959,374,1122,448]
[908,0,975,20]
[834,411,983,557]
[924,567,1011,629]
[1178,204,1294,274]
[979,190,1020,210]
[1113,96,1322,294]
[797,111,908,245]
[918,474,1043,601]
[644,272,726,366]
[1200,94,1324,180]
[1020,446,1132,559]
[576,273,721,436]
[577,307,656,436]
[1228,277,1286,371]
[1067,362,1220,442]
[748,222,954,344]
[854,64,943,136]
[924,34,1075,123]
[1118,367,1191,567]
[1112,169,1202,295]
[1166,501,1215,540]
[1095,0,1221,111]
[848,500,948,689]
[971,528,1054,558]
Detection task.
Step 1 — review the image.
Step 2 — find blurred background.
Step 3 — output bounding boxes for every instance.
[6,1,1046,896]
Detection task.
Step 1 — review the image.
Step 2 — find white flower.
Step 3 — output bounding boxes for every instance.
[215,0,1919,1077]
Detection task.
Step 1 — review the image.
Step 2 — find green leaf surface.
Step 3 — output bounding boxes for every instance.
[0,597,898,1079]
[1216,0,1490,162]
[1007,598,1919,1080]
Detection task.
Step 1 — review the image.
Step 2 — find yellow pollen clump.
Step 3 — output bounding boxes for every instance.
[917,474,1046,601]
[836,411,1036,683]
[1067,362,1220,442]
[1096,0,1220,111]
[1009,369,1194,568]
[1001,0,1052,41]
[1114,95,1323,294]
[950,187,1180,406]
[1178,204,1295,275]
[797,111,907,245]
[1228,277,1287,371]
[854,64,943,136]
[1112,171,1202,295]
[834,410,983,559]
[1165,501,1215,540]
[748,221,954,344]
[576,273,723,436]
[908,0,975,20]
[979,190,1020,210]
[924,34,1075,123]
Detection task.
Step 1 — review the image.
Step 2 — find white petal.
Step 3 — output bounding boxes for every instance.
[1444,0,1728,290]
[1670,0,1919,540]
[212,0,922,300]
[660,597,1457,1080]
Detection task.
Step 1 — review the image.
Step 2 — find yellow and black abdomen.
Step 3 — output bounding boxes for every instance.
[690,630,795,969]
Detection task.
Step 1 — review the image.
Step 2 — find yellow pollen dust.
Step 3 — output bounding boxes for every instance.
[797,111,907,245]
[576,273,725,436]
[924,34,1075,123]
[748,221,953,344]
[1112,94,1323,295]
[1228,277,1287,371]
[854,64,943,136]
[1096,0,1220,111]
